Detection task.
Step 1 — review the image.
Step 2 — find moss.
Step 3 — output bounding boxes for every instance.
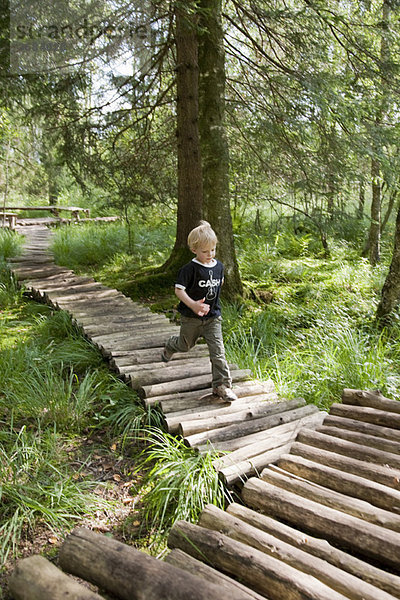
[120,246,193,305]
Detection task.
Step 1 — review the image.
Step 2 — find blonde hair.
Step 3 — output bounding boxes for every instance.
[187,220,218,250]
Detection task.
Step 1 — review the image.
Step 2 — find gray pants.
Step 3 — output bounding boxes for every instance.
[165,316,232,389]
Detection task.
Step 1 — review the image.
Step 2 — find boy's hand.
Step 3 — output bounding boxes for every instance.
[193,298,210,316]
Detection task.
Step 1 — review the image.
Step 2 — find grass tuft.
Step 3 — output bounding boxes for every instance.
[137,429,231,543]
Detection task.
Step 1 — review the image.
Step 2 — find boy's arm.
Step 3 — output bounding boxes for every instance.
[175,287,210,317]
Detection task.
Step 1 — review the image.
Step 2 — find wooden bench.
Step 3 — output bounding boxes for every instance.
[0,212,17,229]
[2,206,90,221]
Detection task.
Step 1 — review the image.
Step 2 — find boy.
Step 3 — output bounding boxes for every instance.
[162,220,238,402]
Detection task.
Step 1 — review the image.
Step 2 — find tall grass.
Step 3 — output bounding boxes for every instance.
[50,221,175,278]
[225,219,400,409]
[138,429,231,543]
[0,229,22,260]
[0,424,104,566]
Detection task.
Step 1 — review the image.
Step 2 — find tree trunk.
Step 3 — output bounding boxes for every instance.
[161,2,203,273]
[365,0,390,266]
[368,157,381,265]
[198,0,243,300]
[376,201,400,321]
[357,179,365,219]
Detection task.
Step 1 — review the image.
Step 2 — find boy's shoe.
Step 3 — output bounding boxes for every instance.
[213,384,238,402]
[161,347,174,363]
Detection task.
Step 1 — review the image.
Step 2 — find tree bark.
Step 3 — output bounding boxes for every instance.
[161,2,203,273]
[261,465,400,532]
[377,201,400,321]
[368,157,381,265]
[9,555,104,600]
[198,0,243,300]
[276,452,400,514]
[342,388,400,413]
[168,519,348,600]
[199,503,396,600]
[296,427,400,469]
[290,440,400,489]
[59,527,250,600]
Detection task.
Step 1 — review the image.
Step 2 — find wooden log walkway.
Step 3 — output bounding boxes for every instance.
[7,224,400,599]
[10,224,323,484]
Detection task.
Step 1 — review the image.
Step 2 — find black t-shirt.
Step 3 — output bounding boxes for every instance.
[175,258,224,318]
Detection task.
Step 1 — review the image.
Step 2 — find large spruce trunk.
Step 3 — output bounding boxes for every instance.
[198,0,243,300]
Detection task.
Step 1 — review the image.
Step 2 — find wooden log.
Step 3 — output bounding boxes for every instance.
[330,403,400,430]
[198,503,396,600]
[110,344,209,369]
[21,272,78,286]
[241,477,400,571]
[164,549,266,600]
[227,502,400,599]
[95,333,180,357]
[261,464,400,532]
[213,411,326,470]
[185,404,319,449]
[219,443,293,485]
[121,356,212,376]
[166,393,278,434]
[156,381,274,412]
[139,369,251,399]
[342,388,400,414]
[41,282,104,295]
[14,266,69,279]
[323,414,400,442]
[179,399,306,437]
[316,424,400,455]
[24,275,95,289]
[51,289,122,305]
[296,428,400,469]
[168,519,348,600]
[58,295,133,309]
[73,306,150,321]
[8,555,104,600]
[59,527,251,600]
[76,305,154,321]
[276,453,400,513]
[90,325,176,346]
[291,441,400,490]
[129,362,217,388]
[84,317,169,336]
[198,410,326,454]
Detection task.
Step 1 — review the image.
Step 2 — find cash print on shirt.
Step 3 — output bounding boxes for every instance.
[199,270,220,300]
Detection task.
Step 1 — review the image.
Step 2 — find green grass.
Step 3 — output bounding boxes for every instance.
[50,221,175,282]
[137,429,231,545]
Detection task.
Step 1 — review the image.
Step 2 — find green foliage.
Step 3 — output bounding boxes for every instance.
[138,429,231,543]
[223,215,400,409]
[0,425,104,566]
[51,222,130,269]
[51,220,175,279]
[96,394,165,448]
[0,229,22,260]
